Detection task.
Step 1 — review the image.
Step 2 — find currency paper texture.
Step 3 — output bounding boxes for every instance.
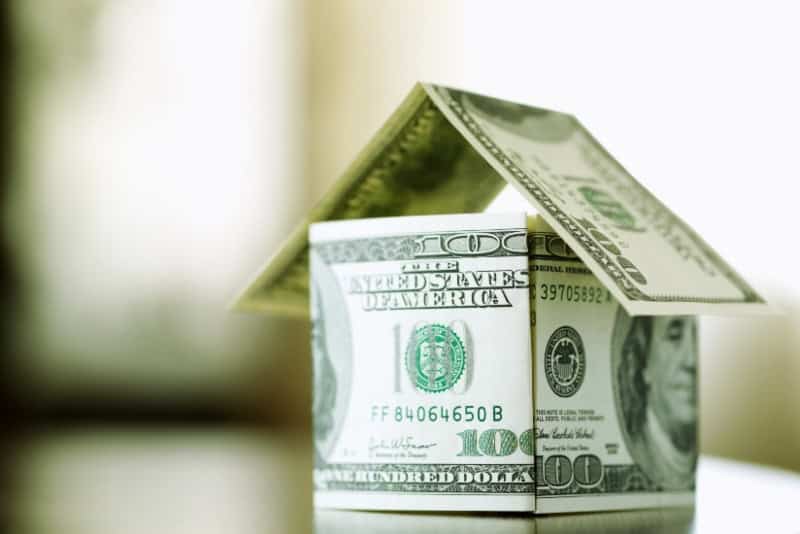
[234,83,767,317]
[424,85,765,316]
[311,213,535,512]
[309,213,697,513]
[530,217,696,513]
[231,82,764,513]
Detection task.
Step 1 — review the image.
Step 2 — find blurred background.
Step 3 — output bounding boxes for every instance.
[1,1,798,532]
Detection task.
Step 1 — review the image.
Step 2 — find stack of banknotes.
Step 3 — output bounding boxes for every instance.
[234,84,769,513]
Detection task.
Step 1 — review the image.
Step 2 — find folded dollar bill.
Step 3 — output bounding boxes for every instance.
[233,84,769,512]
[234,83,769,317]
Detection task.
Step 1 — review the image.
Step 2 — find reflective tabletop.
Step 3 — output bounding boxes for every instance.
[7,428,799,533]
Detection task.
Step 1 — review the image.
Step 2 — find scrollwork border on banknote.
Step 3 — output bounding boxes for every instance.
[314,462,690,496]
[313,229,528,265]
[314,463,536,494]
[434,86,762,305]
[535,463,693,497]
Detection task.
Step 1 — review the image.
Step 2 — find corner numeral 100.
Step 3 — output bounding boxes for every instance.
[456,428,603,488]
[457,428,534,456]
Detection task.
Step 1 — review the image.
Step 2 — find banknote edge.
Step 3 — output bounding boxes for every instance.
[421,83,773,316]
[574,119,769,309]
[234,81,775,317]
[230,84,432,314]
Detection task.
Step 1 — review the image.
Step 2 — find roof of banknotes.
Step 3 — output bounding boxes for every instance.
[233,83,770,317]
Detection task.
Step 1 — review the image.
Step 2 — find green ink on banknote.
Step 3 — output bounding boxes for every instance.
[405,324,466,393]
[577,186,644,233]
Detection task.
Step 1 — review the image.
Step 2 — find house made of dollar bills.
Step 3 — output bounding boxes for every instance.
[233,84,769,514]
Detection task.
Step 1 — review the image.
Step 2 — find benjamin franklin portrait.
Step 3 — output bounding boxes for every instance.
[310,251,353,466]
[611,307,698,490]
[311,283,337,455]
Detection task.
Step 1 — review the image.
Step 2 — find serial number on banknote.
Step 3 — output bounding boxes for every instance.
[370,404,504,423]
[534,283,612,304]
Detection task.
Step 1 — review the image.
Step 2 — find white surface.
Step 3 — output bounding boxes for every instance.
[12,430,800,533]
[695,456,800,532]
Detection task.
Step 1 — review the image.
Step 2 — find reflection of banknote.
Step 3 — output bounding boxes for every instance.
[314,507,695,533]
[233,83,768,317]
[307,213,699,513]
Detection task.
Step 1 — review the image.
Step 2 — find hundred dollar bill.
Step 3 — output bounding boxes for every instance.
[311,212,536,512]
[233,83,768,317]
[310,212,697,513]
[529,216,696,513]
